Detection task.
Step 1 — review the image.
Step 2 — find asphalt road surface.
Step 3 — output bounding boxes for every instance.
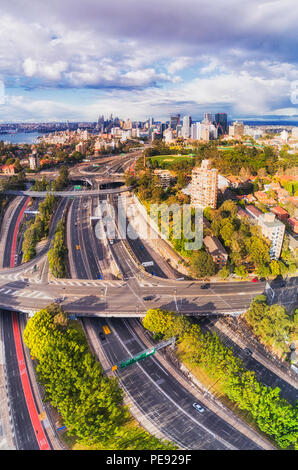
[1,311,39,450]
[87,316,263,450]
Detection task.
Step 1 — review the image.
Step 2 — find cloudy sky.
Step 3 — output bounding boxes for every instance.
[1,0,298,122]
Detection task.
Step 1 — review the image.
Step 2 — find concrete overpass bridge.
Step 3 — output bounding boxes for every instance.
[3,185,133,198]
[0,267,270,317]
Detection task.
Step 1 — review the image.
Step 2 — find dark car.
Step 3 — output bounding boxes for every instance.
[143,295,154,301]
[244,347,253,356]
[200,284,209,289]
[99,332,106,341]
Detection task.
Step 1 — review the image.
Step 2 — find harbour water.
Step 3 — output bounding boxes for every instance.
[0,132,40,144]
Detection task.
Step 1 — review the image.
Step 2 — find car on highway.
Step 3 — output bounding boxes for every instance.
[76,244,80,250]
[143,295,155,301]
[151,271,157,276]
[192,403,205,413]
[200,284,209,289]
[99,331,106,341]
[244,347,253,356]
[251,277,259,283]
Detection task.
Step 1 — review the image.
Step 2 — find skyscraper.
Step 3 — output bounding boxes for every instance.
[182,115,192,138]
[215,113,227,135]
[203,113,213,124]
[191,160,218,209]
[170,113,181,130]
[97,114,105,132]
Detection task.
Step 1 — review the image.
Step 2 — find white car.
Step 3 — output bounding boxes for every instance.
[193,403,205,413]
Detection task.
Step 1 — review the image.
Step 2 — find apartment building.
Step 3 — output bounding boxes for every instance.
[153,169,174,189]
[288,217,298,234]
[258,212,285,259]
[191,160,218,209]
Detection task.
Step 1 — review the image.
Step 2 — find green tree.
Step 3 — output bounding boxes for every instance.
[190,250,216,278]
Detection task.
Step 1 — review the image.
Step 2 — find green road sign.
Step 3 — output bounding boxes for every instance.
[74,185,81,190]
[119,348,156,369]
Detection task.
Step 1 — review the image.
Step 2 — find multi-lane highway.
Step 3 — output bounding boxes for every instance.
[0,152,296,451]
[68,186,269,450]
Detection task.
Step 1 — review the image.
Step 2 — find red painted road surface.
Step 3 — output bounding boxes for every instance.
[12,312,50,450]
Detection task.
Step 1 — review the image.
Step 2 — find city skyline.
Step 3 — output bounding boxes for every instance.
[0,0,298,122]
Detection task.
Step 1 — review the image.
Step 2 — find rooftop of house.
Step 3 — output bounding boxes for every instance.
[245,205,263,218]
[271,206,289,216]
[204,235,228,257]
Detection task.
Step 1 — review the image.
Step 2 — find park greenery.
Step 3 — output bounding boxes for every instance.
[244,295,298,355]
[126,164,296,277]
[142,140,297,176]
[31,165,70,191]
[23,304,176,450]
[125,140,297,279]
[0,171,27,191]
[48,219,67,278]
[22,193,57,262]
[142,307,298,449]
[204,200,290,278]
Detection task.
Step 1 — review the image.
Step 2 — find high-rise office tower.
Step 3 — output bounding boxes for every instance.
[97,114,105,132]
[203,113,213,124]
[191,159,218,209]
[170,113,181,130]
[215,113,228,135]
[182,115,192,138]
[149,117,154,128]
[125,118,132,129]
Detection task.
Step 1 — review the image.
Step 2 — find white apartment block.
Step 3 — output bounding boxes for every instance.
[163,128,174,144]
[229,121,244,138]
[191,159,218,209]
[258,212,285,260]
[153,169,173,189]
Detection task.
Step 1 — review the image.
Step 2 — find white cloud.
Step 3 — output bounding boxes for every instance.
[0,1,297,119]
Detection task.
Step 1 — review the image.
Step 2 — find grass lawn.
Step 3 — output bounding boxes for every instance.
[148,154,194,168]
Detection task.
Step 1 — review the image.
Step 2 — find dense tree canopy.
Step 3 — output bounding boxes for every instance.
[24,305,176,449]
[143,307,298,449]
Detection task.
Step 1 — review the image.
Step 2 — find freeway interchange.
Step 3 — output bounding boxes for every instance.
[0,151,297,451]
